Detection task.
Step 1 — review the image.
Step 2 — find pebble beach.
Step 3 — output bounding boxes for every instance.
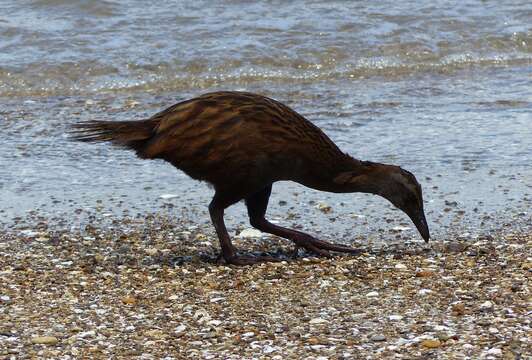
[1,213,530,359]
[1,0,531,358]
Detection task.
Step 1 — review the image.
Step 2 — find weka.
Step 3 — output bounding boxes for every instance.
[72,91,430,265]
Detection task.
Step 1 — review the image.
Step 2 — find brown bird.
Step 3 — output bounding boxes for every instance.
[71,91,430,265]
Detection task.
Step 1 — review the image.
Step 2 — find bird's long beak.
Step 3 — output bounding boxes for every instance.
[409,209,430,242]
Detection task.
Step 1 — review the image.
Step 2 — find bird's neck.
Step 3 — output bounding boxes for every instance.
[321,158,389,195]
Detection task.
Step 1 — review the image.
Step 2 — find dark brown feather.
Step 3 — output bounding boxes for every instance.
[71,91,430,264]
[71,91,355,192]
[70,119,158,157]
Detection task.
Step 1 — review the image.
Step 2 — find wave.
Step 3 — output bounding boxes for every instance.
[0,51,530,97]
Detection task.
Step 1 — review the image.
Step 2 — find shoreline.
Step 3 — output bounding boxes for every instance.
[1,215,530,359]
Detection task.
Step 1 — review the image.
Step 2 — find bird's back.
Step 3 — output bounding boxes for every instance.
[143,92,349,186]
[72,91,352,191]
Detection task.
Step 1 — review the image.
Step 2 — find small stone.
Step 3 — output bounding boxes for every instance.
[416,270,434,277]
[480,301,494,310]
[206,332,222,341]
[77,330,95,338]
[263,345,276,353]
[31,336,59,345]
[309,318,328,325]
[350,213,366,219]
[20,230,39,237]
[418,289,432,295]
[446,242,468,252]
[193,309,210,323]
[207,320,222,326]
[388,315,403,321]
[145,329,164,339]
[125,99,140,107]
[421,339,441,348]
[370,334,386,342]
[486,348,502,356]
[437,332,450,341]
[159,194,178,199]
[195,233,208,241]
[174,325,186,336]
[489,327,499,334]
[366,291,379,297]
[392,226,411,232]
[452,303,466,315]
[144,248,158,256]
[122,296,137,305]
[310,345,326,350]
[316,202,332,213]
[308,337,321,345]
[238,228,262,238]
[394,263,407,270]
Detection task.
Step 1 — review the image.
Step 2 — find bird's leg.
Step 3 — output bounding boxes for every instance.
[246,186,361,257]
[209,193,279,266]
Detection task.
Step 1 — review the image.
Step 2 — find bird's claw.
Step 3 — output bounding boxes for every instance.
[292,237,360,257]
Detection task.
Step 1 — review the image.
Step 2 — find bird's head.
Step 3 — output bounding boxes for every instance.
[334,162,430,242]
[382,167,430,242]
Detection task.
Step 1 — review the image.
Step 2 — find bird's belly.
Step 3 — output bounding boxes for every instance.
[170,150,303,190]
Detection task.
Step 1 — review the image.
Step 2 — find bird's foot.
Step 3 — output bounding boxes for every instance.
[221,254,281,266]
[291,236,361,257]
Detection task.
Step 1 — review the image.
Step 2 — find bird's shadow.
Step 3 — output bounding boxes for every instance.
[144,245,435,267]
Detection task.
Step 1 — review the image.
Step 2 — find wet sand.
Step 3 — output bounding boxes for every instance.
[0,213,530,359]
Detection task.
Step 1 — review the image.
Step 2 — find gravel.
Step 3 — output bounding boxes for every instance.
[0,214,530,359]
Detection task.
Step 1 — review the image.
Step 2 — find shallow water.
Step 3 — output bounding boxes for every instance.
[1,1,531,241]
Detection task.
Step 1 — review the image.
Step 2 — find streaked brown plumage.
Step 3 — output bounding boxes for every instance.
[72,91,430,265]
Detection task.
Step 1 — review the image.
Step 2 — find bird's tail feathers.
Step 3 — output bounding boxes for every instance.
[70,120,158,158]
